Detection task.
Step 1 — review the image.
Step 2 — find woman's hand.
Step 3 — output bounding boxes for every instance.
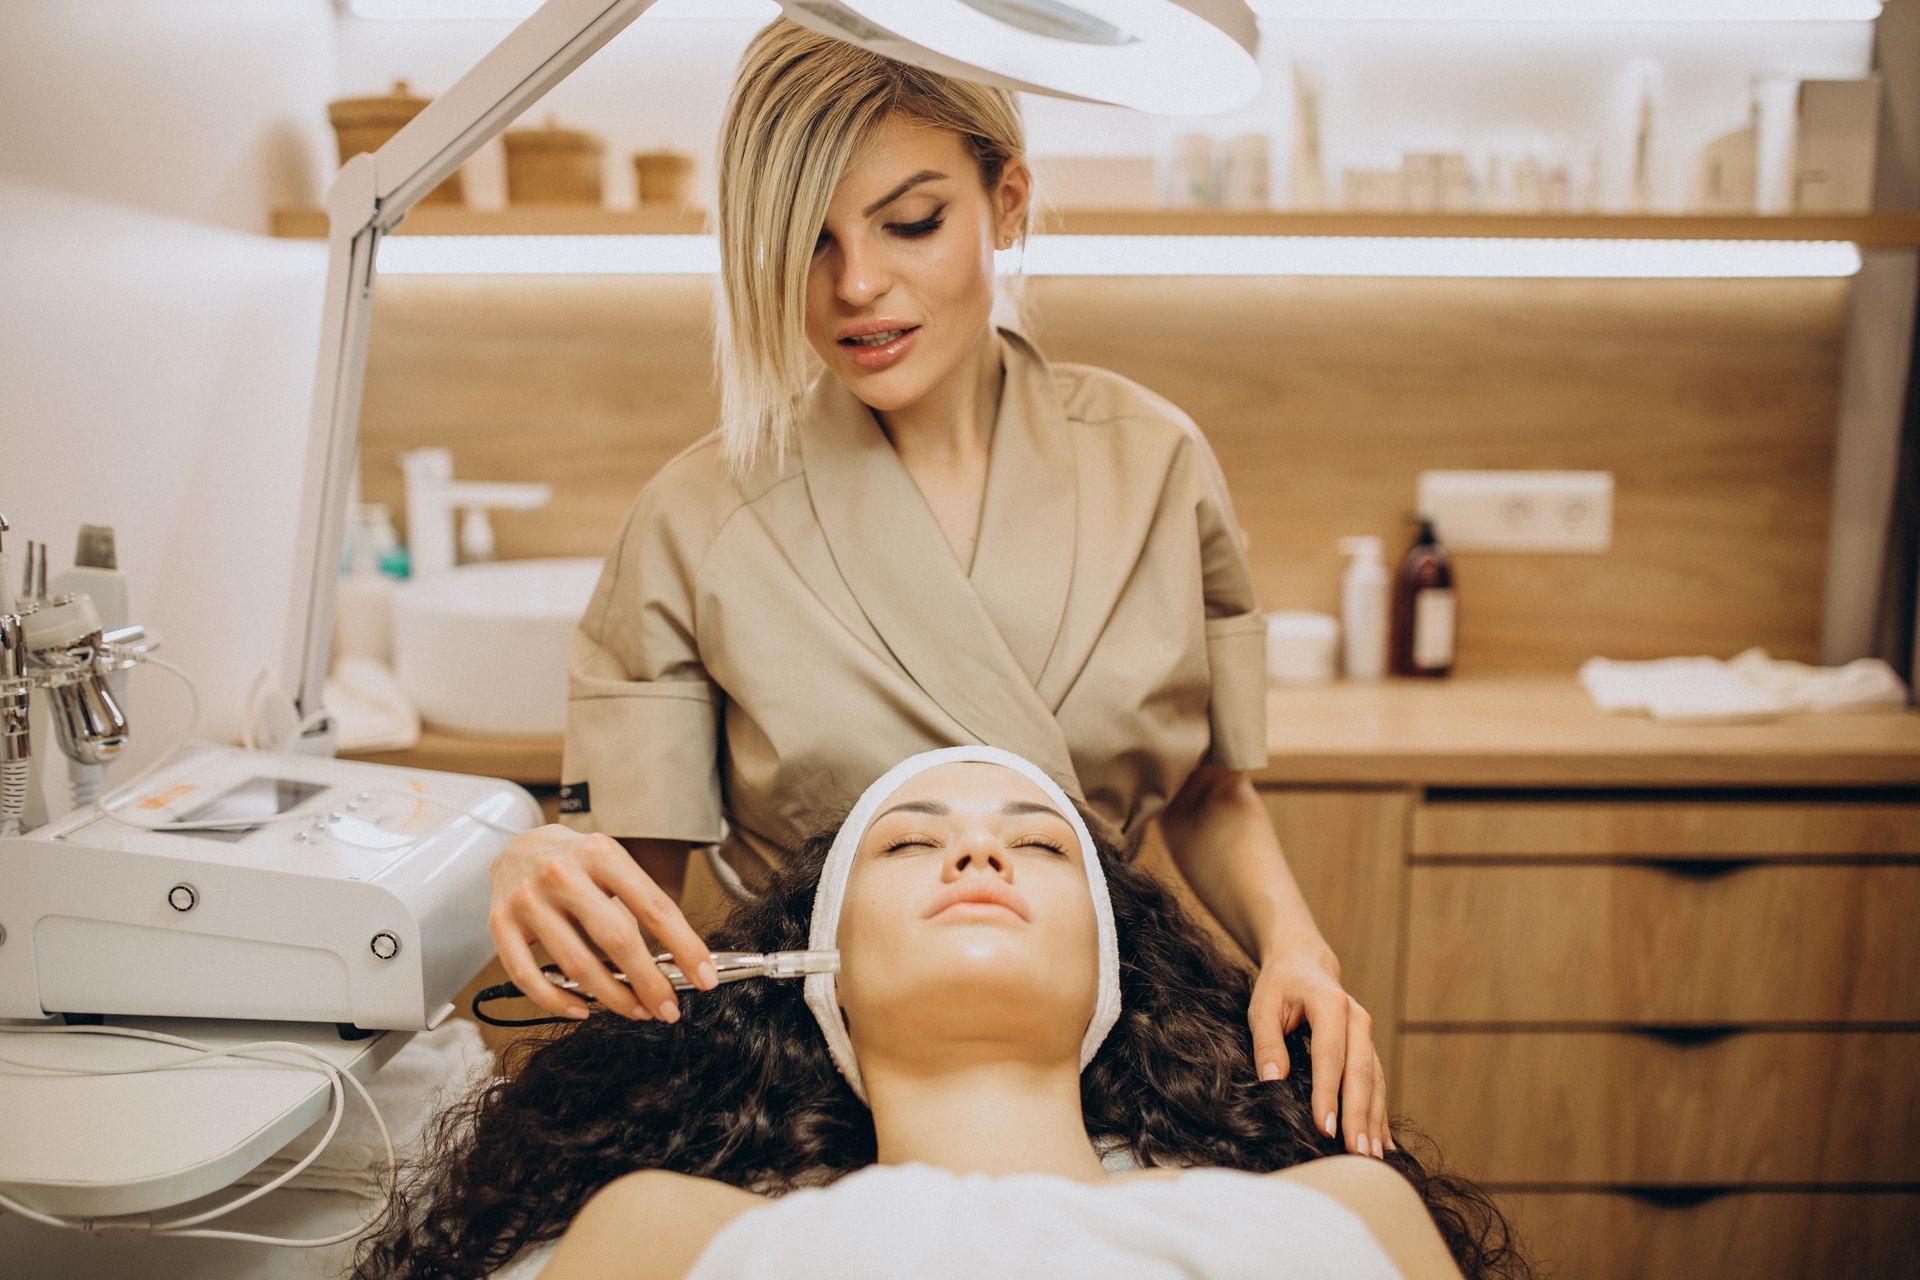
[488,825,716,1022]
[1249,954,1391,1159]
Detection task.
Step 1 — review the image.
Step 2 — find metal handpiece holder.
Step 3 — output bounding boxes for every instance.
[0,514,161,836]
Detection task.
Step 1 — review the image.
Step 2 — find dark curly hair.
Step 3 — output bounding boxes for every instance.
[353,826,1531,1279]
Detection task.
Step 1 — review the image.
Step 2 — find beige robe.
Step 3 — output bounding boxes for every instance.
[560,326,1267,873]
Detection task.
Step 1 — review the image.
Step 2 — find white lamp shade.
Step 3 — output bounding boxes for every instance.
[777,0,1261,112]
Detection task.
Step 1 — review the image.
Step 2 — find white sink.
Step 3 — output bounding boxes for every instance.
[389,557,603,737]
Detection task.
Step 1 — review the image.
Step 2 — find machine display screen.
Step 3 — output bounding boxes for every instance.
[175,775,326,840]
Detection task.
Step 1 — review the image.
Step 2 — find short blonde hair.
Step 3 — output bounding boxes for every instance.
[713,19,1033,475]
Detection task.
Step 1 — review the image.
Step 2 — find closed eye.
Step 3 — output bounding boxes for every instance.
[813,209,946,254]
[1013,836,1070,857]
[882,835,941,854]
[888,213,944,238]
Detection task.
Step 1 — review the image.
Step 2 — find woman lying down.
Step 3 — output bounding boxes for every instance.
[353,747,1532,1280]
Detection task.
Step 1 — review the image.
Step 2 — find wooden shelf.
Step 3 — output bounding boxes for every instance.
[271,204,1920,246]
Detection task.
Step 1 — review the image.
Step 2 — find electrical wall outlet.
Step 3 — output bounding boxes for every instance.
[1415,470,1614,553]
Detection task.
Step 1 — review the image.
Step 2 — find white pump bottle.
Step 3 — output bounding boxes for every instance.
[1337,536,1389,680]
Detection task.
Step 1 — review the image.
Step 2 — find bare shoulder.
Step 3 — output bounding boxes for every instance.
[1269,1157,1465,1279]
[535,1169,765,1280]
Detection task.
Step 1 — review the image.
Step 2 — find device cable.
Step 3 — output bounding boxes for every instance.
[0,1022,396,1247]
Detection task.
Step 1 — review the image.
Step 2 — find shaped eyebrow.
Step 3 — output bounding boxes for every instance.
[870,798,1066,823]
[862,169,948,217]
[875,799,949,821]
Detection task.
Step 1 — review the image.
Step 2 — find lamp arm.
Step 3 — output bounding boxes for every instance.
[281,0,662,747]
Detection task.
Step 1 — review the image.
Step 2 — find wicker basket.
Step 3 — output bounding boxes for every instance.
[503,117,606,205]
[326,80,463,206]
[632,150,696,208]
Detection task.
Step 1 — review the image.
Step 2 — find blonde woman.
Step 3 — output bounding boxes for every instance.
[487,18,1390,1159]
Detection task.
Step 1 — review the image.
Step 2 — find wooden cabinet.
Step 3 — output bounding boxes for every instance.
[1262,786,1920,1280]
[1501,1191,1920,1280]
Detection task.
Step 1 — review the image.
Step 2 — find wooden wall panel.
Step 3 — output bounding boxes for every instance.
[358,273,1846,671]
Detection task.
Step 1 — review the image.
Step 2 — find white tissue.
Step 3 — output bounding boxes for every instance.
[323,656,423,753]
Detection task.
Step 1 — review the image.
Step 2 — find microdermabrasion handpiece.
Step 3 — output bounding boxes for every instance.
[542,949,840,996]
[1,612,28,765]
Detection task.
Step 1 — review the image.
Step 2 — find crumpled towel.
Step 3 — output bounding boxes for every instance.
[1579,648,1909,724]
[234,1017,492,1197]
[323,656,422,753]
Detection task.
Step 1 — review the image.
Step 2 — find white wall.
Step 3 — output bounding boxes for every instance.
[0,0,338,812]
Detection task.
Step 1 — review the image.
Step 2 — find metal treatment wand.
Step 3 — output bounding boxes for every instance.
[540,949,839,997]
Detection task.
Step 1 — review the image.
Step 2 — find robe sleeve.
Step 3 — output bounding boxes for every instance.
[1189,431,1271,771]
[559,477,726,843]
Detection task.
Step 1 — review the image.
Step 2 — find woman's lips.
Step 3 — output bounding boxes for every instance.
[839,325,919,372]
[924,880,1031,921]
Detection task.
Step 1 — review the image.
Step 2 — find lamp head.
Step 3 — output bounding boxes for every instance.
[777,0,1260,113]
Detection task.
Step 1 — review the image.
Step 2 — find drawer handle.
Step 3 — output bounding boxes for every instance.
[1629,1025,1743,1048]
[1618,1185,1737,1210]
[1642,858,1762,880]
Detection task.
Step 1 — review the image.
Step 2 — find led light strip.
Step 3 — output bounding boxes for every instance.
[1248,0,1882,19]
[375,233,1862,278]
[350,0,1882,20]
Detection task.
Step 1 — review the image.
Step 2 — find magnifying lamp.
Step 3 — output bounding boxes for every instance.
[280,0,1260,746]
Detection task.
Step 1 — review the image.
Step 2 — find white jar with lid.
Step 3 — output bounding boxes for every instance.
[1266,611,1339,685]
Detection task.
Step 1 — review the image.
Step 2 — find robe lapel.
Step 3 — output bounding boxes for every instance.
[799,351,1082,797]
[968,328,1076,690]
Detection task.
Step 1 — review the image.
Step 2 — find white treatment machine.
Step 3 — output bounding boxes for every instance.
[0,742,539,1033]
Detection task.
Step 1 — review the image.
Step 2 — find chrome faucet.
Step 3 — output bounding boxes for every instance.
[397,448,551,578]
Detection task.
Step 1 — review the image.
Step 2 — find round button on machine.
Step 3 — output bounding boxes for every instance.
[168,884,197,912]
[369,931,401,960]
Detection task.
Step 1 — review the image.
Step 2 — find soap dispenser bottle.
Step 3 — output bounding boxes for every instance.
[1390,518,1455,678]
[1337,536,1388,680]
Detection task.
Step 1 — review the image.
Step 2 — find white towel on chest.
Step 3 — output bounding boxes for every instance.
[686,1162,1403,1280]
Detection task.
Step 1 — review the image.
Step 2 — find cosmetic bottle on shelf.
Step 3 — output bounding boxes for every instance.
[1390,519,1455,678]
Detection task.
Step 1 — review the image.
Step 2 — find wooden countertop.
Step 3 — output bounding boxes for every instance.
[346,676,1920,791]
[1257,674,1920,788]
[342,727,563,786]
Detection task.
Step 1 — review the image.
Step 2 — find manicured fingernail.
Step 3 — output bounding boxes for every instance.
[1324,1112,1337,1138]
[568,1006,589,1020]
[1387,1135,1397,1152]
[696,961,719,990]
[656,999,680,1023]
[1372,1136,1384,1159]
[1259,1061,1281,1082]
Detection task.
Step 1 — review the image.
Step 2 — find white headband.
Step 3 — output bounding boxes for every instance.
[803,746,1123,1103]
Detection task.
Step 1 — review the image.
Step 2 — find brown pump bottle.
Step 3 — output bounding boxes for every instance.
[1390,518,1455,678]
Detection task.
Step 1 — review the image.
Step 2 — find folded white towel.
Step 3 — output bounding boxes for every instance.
[1580,649,1908,725]
[235,1018,492,1196]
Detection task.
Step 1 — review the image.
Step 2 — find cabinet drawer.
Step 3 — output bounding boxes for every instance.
[1499,1190,1920,1280]
[1397,1031,1920,1185]
[1412,798,1920,859]
[1405,863,1920,1022]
